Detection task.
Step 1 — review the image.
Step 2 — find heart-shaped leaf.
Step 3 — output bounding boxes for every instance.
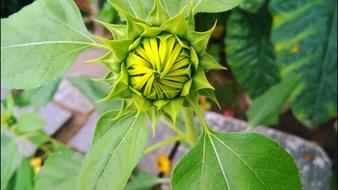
[172,132,301,190]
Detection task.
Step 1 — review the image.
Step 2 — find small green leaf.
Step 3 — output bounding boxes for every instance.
[1,135,21,190]
[199,53,225,71]
[1,0,94,89]
[161,7,188,38]
[147,0,169,26]
[77,113,148,190]
[247,76,299,128]
[15,79,61,108]
[191,69,215,92]
[14,112,46,134]
[187,23,216,54]
[172,132,302,190]
[125,172,165,190]
[68,76,122,113]
[13,158,34,190]
[34,149,84,190]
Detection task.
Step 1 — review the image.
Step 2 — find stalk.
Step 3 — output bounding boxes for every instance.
[183,108,197,145]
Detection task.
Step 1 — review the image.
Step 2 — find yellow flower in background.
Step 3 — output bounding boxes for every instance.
[157,154,171,174]
[30,157,42,173]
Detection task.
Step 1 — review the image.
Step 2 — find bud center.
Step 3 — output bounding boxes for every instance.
[126,34,192,100]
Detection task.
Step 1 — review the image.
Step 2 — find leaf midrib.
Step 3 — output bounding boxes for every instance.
[210,133,269,190]
[92,114,139,190]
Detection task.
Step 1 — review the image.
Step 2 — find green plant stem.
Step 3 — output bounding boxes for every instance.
[193,106,211,134]
[183,108,197,145]
[157,178,171,184]
[144,134,186,154]
[185,97,211,133]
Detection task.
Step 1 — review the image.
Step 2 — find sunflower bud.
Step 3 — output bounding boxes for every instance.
[127,34,193,100]
[93,0,225,129]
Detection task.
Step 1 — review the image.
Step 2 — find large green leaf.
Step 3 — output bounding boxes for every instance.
[1,0,95,89]
[13,158,34,190]
[68,76,122,113]
[226,8,280,98]
[172,132,301,190]
[270,0,337,126]
[77,113,148,190]
[1,135,21,190]
[15,79,61,108]
[246,76,299,128]
[34,149,84,190]
[192,0,242,14]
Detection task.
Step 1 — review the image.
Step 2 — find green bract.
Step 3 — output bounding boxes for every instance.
[93,1,225,129]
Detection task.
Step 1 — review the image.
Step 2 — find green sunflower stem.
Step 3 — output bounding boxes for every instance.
[144,134,186,154]
[183,108,197,145]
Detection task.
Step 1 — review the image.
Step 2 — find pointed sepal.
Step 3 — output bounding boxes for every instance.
[87,51,120,72]
[94,19,127,40]
[190,47,199,71]
[162,98,184,127]
[191,69,215,92]
[199,53,226,71]
[147,107,162,136]
[133,94,152,113]
[187,22,217,54]
[161,7,188,38]
[199,89,221,109]
[97,64,131,102]
[147,0,170,26]
[181,79,192,96]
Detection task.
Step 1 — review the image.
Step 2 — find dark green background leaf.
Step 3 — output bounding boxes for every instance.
[270,0,337,126]
[226,8,280,98]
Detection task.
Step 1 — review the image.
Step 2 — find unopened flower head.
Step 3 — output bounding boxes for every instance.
[92,0,225,127]
[127,33,193,100]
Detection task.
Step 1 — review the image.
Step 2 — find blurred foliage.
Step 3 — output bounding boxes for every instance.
[194,0,337,128]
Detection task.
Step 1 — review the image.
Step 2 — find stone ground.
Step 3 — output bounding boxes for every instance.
[2,48,334,190]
